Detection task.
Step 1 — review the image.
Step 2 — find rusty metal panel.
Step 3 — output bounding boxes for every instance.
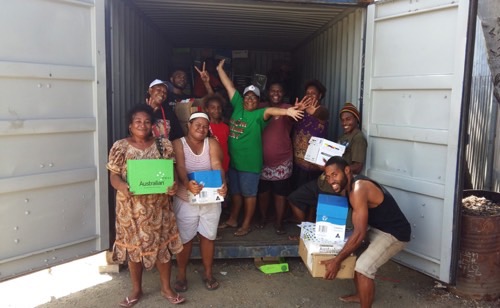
[109,0,172,140]
[293,8,365,139]
[465,18,498,191]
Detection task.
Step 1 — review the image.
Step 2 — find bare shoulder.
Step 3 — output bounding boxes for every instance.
[352,179,383,207]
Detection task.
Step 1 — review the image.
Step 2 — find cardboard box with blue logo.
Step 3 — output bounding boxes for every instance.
[127,159,174,195]
[315,194,349,241]
[188,170,225,204]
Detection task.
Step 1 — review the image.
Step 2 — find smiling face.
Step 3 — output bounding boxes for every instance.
[268,84,284,105]
[188,117,210,140]
[129,111,153,139]
[340,112,358,134]
[305,85,322,101]
[206,99,223,122]
[243,92,259,111]
[170,70,187,90]
[324,163,349,194]
[148,84,168,107]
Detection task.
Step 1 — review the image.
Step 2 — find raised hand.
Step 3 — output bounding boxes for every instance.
[286,106,305,121]
[294,96,314,111]
[194,62,210,84]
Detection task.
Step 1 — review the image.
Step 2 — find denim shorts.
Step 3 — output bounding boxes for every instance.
[228,168,260,197]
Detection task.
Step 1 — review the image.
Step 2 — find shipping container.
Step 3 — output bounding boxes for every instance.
[1,0,494,286]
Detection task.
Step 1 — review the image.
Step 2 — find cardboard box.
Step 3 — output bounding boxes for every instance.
[299,238,355,279]
[304,137,345,166]
[254,257,289,274]
[127,159,174,195]
[316,194,349,241]
[187,170,225,204]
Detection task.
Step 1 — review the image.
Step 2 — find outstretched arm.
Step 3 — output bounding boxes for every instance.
[216,59,236,100]
[264,106,304,121]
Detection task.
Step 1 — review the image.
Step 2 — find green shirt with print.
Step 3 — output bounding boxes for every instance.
[228,91,268,173]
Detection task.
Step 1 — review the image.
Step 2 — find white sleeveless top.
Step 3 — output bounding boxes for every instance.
[176,137,211,201]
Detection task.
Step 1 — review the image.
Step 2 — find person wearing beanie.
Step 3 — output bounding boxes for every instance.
[338,102,367,175]
[287,102,367,227]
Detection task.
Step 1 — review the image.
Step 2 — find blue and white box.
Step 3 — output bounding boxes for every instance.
[187,170,224,204]
[315,194,349,241]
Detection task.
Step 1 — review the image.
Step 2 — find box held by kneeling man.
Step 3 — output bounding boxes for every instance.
[299,238,356,279]
[188,170,224,204]
[127,159,174,195]
[304,137,345,166]
[316,194,349,241]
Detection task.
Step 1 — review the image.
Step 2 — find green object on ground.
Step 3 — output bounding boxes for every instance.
[254,257,289,274]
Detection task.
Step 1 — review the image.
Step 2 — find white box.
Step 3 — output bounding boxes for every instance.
[304,137,345,166]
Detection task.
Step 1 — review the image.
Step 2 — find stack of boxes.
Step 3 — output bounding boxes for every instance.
[298,194,356,278]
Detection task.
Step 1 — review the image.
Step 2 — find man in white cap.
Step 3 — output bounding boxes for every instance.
[146,79,184,141]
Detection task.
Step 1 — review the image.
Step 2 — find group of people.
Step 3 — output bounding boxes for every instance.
[107,58,411,308]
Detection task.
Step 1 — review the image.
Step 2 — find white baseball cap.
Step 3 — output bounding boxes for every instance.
[243,85,260,97]
[149,79,167,88]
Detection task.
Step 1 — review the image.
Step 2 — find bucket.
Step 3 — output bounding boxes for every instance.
[453,190,500,301]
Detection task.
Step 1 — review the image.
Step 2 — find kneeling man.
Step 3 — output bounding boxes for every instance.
[320,156,411,308]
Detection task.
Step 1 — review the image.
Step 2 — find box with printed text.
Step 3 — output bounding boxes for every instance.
[316,194,349,241]
[127,159,174,195]
[304,137,345,166]
[188,170,224,204]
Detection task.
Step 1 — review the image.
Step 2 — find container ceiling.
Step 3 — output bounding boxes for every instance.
[130,0,368,51]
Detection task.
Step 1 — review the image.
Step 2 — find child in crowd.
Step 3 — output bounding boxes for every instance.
[204,94,230,173]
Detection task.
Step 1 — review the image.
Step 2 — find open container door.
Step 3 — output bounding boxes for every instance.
[363,0,471,282]
[0,0,108,281]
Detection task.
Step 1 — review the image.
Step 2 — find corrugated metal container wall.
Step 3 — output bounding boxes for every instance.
[293,8,364,140]
[109,0,172,141]
[249,51,292,77]
[466,18,498,190]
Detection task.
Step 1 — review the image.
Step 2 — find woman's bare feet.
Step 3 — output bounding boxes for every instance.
[339,294,360,303]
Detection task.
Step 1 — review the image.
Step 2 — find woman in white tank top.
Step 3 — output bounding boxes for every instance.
[171,112,227,292]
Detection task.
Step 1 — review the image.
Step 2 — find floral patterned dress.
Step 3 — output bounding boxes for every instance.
[106,138,183,270]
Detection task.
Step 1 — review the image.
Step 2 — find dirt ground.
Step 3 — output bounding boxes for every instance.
[4,255,497,308]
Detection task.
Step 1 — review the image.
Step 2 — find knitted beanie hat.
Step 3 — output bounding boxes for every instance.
[339,102,360,123]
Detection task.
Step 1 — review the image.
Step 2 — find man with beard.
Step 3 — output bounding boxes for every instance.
[320,156,411,308]
[168,67,219,134]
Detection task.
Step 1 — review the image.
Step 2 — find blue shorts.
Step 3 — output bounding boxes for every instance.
[228,168,260,197]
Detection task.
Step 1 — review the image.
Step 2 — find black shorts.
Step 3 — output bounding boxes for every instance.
[287,179,321,213]
[258,177,292,197]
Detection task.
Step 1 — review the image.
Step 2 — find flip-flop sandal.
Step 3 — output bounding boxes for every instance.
[161,292,186,305]
[274,225,286,235]
[234,228,252,237]
[255,221,266,229]
[119,295,141,308]
[202,277,220,291]
[173,279,188,293]
[218,221,237,229]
